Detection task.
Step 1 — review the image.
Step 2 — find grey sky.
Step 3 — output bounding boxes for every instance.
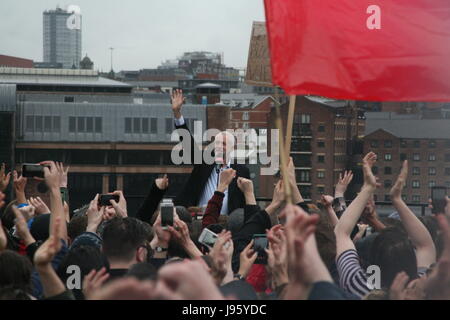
[0,0,265,71]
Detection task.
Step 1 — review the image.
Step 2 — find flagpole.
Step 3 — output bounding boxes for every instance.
[285,95,296,158]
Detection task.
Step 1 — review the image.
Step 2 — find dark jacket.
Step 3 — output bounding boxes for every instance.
[173,121,250,215]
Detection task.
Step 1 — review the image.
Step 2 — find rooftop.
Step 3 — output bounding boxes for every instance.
[365,118,450,139]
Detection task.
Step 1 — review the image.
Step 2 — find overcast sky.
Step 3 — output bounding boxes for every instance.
[0,0,265,71]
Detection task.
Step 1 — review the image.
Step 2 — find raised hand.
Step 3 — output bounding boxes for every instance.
[238,240,258,279]
[0,192,7,251]
[390,160,408,201]
[29,196,50,215]
[86,194,104,233]
[0,163,11,192]
[83,267,110,299]
[12,206,36,246]
[335,170,353,197]
[55,162,69,188]
[109,190,128,218]
[236,177,253,194]
[34,217,62,268]
[362,152,379,189]
[217,168,236,193]
[171,89,186,119]
[13,170,27,203]
[40,161,62,191]
[319,194,334,208]
[155,174,169,190]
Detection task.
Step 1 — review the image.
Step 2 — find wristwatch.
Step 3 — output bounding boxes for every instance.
[234,274,245,281]
[155,247,168,253]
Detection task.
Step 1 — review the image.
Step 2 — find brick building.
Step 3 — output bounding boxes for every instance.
[0,54,34,68]
[364,114,450,204]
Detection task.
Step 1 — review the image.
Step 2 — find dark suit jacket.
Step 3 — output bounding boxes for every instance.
[173,121,250,215]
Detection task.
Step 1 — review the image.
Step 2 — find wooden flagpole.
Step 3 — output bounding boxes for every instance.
[285,95,296,158]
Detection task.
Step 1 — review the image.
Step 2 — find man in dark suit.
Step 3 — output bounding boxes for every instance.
[171,89,250,215]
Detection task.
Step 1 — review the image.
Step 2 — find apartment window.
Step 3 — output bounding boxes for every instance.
[445,154,450,162]
[429,181,436,188]
[243,122,250,129]
[86,117,94,133]
[372,166,379,175]
[77,117,85,132]
[446,181,450,188]
[413,140,420,148]
[151,118,157,133]
[142,118,149,133]
[412,167,420,175]
[297,170,310,182]
[446,168,450,176]
[95,117,102,133]
[429,140,436,148]
[429,154,436,161]
[384,140,392,148]
[400,140,407,148]
[125,118,132,133]
[318,124,325,132]
[317,141,325,148]
[402,195,407,201]
[317,186,325,194]
[242,112,249,121]
[370,140,378,148]
[400,153,407,161]
[413,153,420,161]
[26,116,34,132]
[64,96,74,103]
[318,155,325,163]
[35,116,43,131]
[384,180,392,188]
[384,167,392,175]
[133,118,141,134]
[165,118,172,134]
[53,116,60,133]
[384,153,392,161]
[317,171,325,179]
[429,167,436,176]
[44,116,52,132]
[412,180,420,188]
[412,195,421,203]
[301,114,311,124]
[69,117,76,133]
[384,194,391,202]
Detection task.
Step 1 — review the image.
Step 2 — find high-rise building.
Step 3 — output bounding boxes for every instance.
[43,7,82,69]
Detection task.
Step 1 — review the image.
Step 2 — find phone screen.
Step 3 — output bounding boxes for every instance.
[252,234,268,265]
[432,187,447,214]
[99,194,120,207]
[22,164,45,178]
[201,229,218,248]
[161,204,174,227]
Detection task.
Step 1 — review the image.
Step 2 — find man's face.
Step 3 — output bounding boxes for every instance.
[214,132,234,164]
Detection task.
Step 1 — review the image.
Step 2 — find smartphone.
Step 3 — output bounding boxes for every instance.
[160,198,174,229]
[22,163,49,178]
[198,228,218,249]
[252,234,268,265]
[431,186,447,214]
[98,194,120,207]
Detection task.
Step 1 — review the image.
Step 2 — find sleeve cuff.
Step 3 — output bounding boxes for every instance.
[174,116,185,126]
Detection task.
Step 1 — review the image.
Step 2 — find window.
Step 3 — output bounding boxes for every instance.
[402,195,407,201]
[400,140,407,148]
[446,181,450,188]
[69,117,76,133]
[429,167,436,176]
[384,167,392,175]
[384,180,392,188]
[35,116,43,131]
[413,140,421,148]
[133,118,141,134]
[400,153,407,161]
[44,116,52,132]
[242,112,249,121]
[125,118,132,133]
[317,171,325,179]
[318,124,325,132]
[429,140,436,148]
[413,153,420,161]
[429,181,436,188]
[317,186,325,194]
[317,141,325,148]
[142,118,149,133]
[301,114,311,124]
[297,170,310,182]
[446,154,450,162]
[95,117,102,133]
[370,140,378,148]
[372,166,379,175]
[151,118,157,133]
[384,140,392,148]
[26,116,34,132]
[429,154,436,161]
[412,195,421,203]
[384,195,391,202]
[384,153,392,161]
[53,116,60,133]
[86,117,94,133]
[77,117,85,132]
[412,167,420,175]
[446,168,450,176]
[412,180,420,188]
[64,96,74,103]
[318,155,325,163]
[165,118,172,134]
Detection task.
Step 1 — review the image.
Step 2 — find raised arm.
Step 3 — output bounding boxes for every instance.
[390,160,436,268]
[320,195,339,227]
[334,152,378,257]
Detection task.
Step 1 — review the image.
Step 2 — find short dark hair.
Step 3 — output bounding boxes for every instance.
[0,250,33,293]
[369,227,417,288]
[102,217,149,263]
[67,215,88,243]
[126,262,157,281]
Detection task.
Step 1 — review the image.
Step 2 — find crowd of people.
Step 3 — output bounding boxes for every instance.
[0,92,449,300]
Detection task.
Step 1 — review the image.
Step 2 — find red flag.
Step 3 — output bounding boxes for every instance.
[264,0,450,101]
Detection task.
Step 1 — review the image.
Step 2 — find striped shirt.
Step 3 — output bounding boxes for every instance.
[336,249,370,298]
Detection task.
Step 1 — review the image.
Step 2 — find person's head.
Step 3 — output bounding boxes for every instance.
[0,286,33,300]
[0,250,33,293]
[67,215,88,245]
[214,131,235,164]
[126,262,157,281]
[314,211,337,271]
[30,214,51,241]
[227,208,244,235]
[1,200,17,230]
[102,217,150,268]
[369,227,417,288]
[57,245,109,299]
